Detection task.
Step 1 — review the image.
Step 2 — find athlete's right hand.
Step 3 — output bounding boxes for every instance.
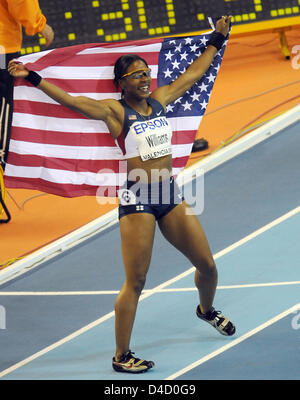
[7,61,29,78]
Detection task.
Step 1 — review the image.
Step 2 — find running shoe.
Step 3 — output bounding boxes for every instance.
[196,305,236,336]
[112,350,154,373]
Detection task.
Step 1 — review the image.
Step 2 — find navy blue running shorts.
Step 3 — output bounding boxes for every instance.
[118,177,183,220]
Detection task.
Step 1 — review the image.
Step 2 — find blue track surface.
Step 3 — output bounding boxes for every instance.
[0,120,300,381]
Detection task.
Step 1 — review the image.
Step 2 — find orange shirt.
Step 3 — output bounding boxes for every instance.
[0,0,46,54]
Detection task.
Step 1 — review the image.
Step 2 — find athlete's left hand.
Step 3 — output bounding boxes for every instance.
[215,15,232,37]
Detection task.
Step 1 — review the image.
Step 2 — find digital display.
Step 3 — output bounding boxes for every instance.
[21,0,300,54]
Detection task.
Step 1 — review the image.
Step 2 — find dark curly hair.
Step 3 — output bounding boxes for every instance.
[113,54,149,93]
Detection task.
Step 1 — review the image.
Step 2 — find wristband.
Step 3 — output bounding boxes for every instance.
[207,31,226,51]
[24,70,42,87]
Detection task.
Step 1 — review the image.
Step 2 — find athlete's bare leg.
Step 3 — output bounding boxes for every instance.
[158,201,217,313]
[114,212,156,360]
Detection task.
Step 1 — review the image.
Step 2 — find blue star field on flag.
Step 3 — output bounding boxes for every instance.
[157,33,228,119]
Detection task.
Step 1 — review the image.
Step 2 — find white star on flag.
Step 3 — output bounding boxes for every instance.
[166,104,174,113]
[200,99,208,109]
[165,50,173,61]
[180,51,188,61]
[191,92,201,102]
[184,38,193,45]
[182,101,192,111]
[175,43,182,52]
[163,68,173,78]
[200,36,209,45]
[171,59,180,69]
[190,44,199,52]
[206,73,216,83]
[198,82,208,92]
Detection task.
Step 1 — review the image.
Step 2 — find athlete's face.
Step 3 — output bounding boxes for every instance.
[119,60,152,99]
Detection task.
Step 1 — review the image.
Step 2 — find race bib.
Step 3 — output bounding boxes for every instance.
[129,116,172,161]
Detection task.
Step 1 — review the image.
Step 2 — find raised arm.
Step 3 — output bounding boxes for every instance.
[8,61,124,138]
[8,61,114,121]
[152,16,231,108]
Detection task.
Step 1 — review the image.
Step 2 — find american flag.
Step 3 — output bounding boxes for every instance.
[4,27,229,197]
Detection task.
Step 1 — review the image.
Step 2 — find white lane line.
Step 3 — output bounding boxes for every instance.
[212,205,300,261]
[164,303,300,380]
[0,310,115,378]
[1,281,300,296]
[0,205,299,378]
[0,291,119,295]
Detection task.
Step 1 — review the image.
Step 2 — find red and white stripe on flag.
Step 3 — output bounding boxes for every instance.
[4,37,208,197]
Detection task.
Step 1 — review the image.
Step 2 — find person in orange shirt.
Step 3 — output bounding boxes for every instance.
[0,0,54,168]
